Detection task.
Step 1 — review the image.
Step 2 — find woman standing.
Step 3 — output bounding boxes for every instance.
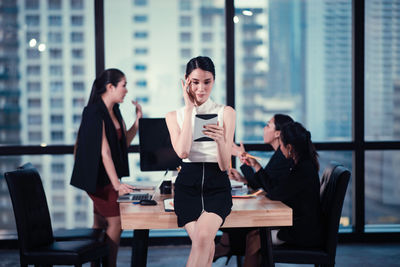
[70,68,142,267]
[166,56,236,267]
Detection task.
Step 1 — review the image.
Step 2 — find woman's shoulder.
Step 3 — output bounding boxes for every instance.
[223,105,236,118]
[166,110,177,120]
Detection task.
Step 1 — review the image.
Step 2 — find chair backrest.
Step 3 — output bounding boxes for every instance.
[4,168,54,252]
[319,162,350,260]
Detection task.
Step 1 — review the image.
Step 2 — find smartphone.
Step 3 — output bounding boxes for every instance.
[193,114,218,142]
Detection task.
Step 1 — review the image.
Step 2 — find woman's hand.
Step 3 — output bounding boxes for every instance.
[228,168,247,183]
[132,100,143,119]
[203,122,225,144]
[113,182,135,196]
[181,77,195,108]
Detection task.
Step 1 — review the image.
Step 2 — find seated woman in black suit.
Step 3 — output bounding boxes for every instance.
[214,114,294,265]
[242,121,324,266]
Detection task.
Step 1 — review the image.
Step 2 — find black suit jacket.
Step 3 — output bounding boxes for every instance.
[266,159,323,247]
[70,100,129,193]
[241,147,292,191]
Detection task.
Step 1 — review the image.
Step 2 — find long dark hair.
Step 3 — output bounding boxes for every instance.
[185,56,215,79]
[87,68,125,105]
[280,122,319,171]
[273,114,294,131]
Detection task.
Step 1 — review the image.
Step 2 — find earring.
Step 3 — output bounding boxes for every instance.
[288,151,291,157]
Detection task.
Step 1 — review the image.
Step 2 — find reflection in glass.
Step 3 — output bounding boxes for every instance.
[365,0,400,141]
[366,151,400,226]
[234,0,352,143]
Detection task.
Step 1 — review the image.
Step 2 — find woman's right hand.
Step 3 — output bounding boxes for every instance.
[228,168,247,183]
[181,77,195,108]
[113,182,135,196]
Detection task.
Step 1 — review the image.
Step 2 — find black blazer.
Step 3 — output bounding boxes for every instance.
[70,100,129,193]
[266,159,323,247]
[241,147,292,191]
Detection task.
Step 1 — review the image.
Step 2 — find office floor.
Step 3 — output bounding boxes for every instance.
[0,243,399,266]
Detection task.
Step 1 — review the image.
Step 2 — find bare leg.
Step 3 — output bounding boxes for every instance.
[104,216,122,267]
[243,229,261,267]
[185,212,222,267]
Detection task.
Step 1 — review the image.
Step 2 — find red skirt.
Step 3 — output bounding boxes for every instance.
[88,183,120,217]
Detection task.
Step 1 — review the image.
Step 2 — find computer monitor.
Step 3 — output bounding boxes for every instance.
[139,118,182,171]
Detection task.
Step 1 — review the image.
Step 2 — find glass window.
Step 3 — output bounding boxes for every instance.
[72,82,84,91]
[50,98,63,108]
[234,0,352,143]
[134,64,147,71]
[51,131,64,141]
[133,15,148,23]
[28,98,41,108]
[201,32,213,42]
[180,32,191,42]
[134,31,148,39]
[70,0,83,9]
[72,98,85,108]
[365,151,400,227]
[48,32,62,43]
[28,114,42,125]
[26,49,40,59]
[48,15,62,26]
[27,82,41,92]
[105,0,226,185]
[27,65,41,75]
[180,16,191,26]
[71,15,84,26]
[50,81,63,92]
[26,31,40,43]
[71,32,84,43]
[365,0,400,141]
[72,65,84,75]
[71,49,84,59]
[26,15,40,26]
[49,49,62,59]
[180,48,191,58]
[134,48,148,55]
[50,115,63,124]
[48,0,61,10]
[134,0,147,6]
[25,0,39,9]
[49,65,63,76]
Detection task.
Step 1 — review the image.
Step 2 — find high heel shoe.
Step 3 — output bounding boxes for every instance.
[213,242,233,265]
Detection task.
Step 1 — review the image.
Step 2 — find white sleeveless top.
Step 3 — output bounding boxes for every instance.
[176,98,225,163]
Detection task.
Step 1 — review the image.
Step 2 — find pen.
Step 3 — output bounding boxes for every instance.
[242,153,262,161]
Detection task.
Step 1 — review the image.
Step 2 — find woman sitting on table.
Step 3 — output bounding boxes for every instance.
[242,121,324,266]
[214,114,294,265]
[166,56,236,267]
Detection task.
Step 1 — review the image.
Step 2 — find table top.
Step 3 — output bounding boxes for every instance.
[120,191,292,230]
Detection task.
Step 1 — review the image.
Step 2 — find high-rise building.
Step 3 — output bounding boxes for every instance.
[0,0,20,230]
[18,0,95,229]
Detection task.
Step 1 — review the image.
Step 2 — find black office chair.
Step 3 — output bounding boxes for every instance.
[5,168,109,267]
[272,162,351,267]
[17,162,105,242]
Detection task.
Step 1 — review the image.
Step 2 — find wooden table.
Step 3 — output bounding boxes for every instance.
[120,191,292,267]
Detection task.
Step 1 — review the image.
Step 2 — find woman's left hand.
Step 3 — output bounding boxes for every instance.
[203,123,225,144]
[132,100,143,119]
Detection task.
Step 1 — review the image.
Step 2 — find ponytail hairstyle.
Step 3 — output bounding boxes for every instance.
[273,114,294,131]
[185,56,215,80]
[280,122,319,171]
[87,68,125,105]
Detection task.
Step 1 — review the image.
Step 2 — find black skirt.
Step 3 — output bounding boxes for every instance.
[174,162,232,227]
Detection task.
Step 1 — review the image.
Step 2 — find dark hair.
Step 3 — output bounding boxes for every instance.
[273,114,294,131]
[87,68,125,105]
[185,56,215,79]
[280,122,319,171]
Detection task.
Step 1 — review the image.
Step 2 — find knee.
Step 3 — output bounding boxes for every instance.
[192,229,213,249]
